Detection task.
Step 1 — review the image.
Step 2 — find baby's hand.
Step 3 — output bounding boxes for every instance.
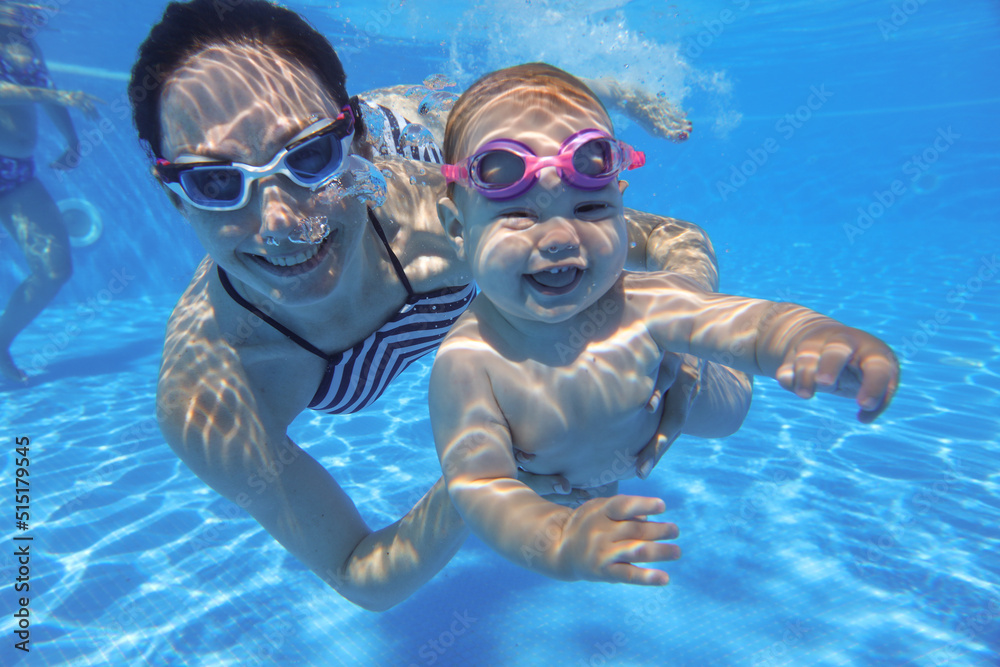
[776,325,900,423]
[553,495,680,585]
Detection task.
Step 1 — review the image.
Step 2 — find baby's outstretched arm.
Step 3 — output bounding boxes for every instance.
[641,274,900,422]
[429,348,680,585]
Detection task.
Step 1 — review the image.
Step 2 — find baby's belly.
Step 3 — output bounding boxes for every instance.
[515,411,660,489]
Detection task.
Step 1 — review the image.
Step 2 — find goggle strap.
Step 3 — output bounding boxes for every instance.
[441,164,467,184]
[628,149,646,170]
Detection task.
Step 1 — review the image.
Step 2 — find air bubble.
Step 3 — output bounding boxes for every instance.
[400,123,438,154]
[418,91,459,116]
[324,155,388,208]
[422,73,457,90]
[289,216,330,245]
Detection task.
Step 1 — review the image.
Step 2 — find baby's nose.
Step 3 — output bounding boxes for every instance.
[539,219,579,254]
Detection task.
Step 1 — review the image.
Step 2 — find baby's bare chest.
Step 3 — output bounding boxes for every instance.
[491,329,664,479]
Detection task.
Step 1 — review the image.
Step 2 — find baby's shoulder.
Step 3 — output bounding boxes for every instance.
[436,308,494,359]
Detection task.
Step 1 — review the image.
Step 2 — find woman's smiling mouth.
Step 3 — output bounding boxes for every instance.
[250,229,336,276]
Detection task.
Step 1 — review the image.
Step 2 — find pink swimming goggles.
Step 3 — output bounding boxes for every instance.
[441,129,645,201]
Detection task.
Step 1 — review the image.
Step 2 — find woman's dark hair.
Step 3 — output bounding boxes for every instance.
[130,0,359,159]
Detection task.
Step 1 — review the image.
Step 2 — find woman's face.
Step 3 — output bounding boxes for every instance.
[159,44,366,306]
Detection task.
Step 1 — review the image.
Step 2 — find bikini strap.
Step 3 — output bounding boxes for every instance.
[367,207,418,302]
[216,265,331,361]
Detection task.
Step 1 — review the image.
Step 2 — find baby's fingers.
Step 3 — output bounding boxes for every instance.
[604,495,667,522]
[605,540,682,585]
[617,517,680,544]
[606,563,671,586]
[815,341,853,391]
[777,347,820,398]
[855,354,900,422]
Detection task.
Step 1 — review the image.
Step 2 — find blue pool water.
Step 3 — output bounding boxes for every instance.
[1,1,998,665]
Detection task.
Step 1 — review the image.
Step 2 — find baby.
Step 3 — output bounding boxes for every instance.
[429,63,899,586]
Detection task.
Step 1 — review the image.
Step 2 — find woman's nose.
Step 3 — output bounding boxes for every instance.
[255,177,298,245]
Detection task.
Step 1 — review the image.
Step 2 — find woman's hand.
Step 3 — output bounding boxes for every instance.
[517,463,620,509]
[635,352,703,480]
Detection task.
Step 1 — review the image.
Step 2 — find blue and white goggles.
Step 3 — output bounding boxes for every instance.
[155,105,355,211]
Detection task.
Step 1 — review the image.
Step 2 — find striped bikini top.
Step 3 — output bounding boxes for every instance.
[218,208,475,414]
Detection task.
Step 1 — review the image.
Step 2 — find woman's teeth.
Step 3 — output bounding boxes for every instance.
[264,243,321,267]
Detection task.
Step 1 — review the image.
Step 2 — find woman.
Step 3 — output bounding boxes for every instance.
[131,0,752,611]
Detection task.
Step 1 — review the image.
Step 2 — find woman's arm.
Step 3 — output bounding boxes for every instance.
[623,207,719,290]
[622,207,753,476]
[158,274,468,612]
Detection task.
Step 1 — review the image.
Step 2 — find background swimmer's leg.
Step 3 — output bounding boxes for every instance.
[361,78,693,146]
[585,78,693,142]
[0,177,72,381]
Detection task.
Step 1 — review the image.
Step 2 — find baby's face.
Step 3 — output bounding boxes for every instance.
[453,96,629,326]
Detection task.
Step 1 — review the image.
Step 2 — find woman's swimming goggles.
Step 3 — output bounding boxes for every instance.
[441,129,645,201]
[154,105,355,211]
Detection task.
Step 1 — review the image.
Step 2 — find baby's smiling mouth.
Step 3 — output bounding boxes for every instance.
[525,266,583,294]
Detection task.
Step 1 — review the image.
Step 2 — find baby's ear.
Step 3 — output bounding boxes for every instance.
[437,196,467,261]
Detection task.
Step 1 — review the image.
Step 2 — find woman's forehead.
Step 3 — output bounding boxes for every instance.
[159,44,339,160]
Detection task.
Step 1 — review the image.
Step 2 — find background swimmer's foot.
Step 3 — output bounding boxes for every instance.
[595,79,693,142]
[1,349,28,384]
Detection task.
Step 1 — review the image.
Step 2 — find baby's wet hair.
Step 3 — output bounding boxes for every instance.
[442,63,610,197]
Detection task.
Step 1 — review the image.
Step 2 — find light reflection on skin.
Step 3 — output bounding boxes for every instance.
[430,82,899,586]
[159,45,367,308]
[149,38,750,608]
[156,45,476,611]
